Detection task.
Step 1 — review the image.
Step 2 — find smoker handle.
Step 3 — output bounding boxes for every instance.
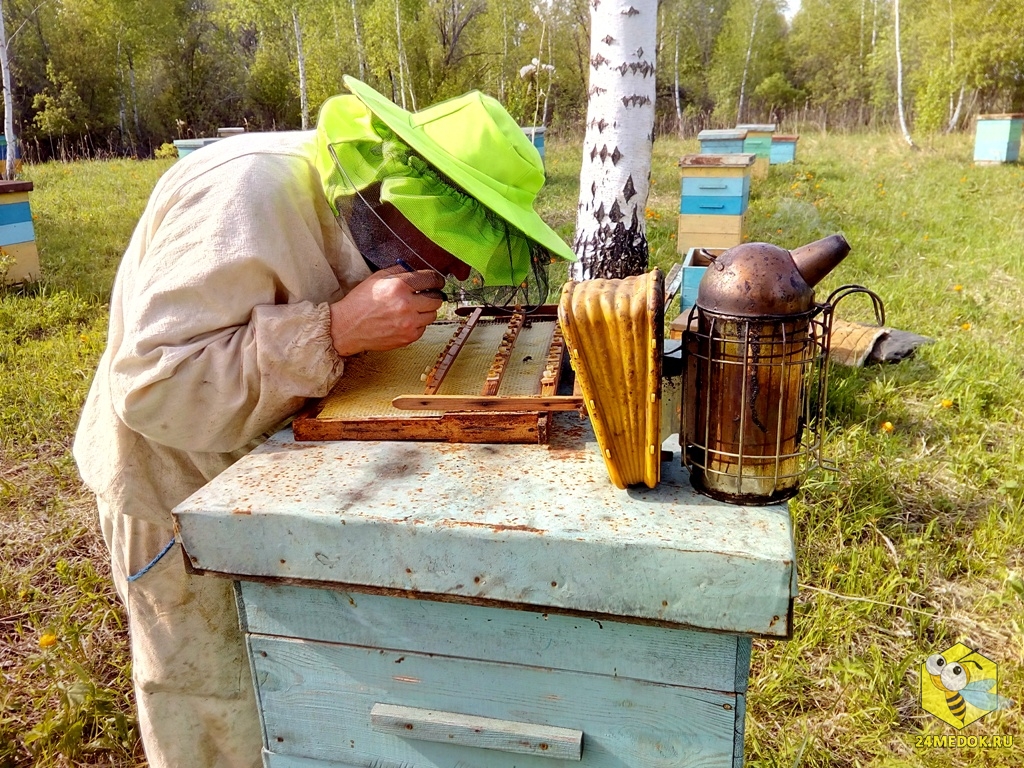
[370,703,583,761]
[823,284,886,327]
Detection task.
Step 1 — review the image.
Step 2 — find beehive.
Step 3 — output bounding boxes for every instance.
[698,129,747,154]
[736,123,775,179]
[676,153,755,254]
[770,134,799,165]
[973,114,1023,165]
[0,180,38,285]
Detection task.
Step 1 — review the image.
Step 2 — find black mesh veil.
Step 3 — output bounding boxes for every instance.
[329,142,552,313]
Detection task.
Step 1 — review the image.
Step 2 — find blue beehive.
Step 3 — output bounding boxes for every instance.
[770,135,799,164]
[0,136,22,176]
[973,114,1023,164]
[521,126,546,165]
[680,246,725,310]
[698,129,747,155]
[173,137,222,159]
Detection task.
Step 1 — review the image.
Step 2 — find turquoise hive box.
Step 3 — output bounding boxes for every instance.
[735,123,775,179]
[973,113,1023,164]
[770,135,799,165]
[173,417,797,768]
[698,129,747,155]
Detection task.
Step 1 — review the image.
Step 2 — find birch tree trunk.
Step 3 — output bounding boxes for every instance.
[0,0,15,180]
[673,30,682,135]
[293,7,309,129]
[350,0,367,80]
[894,0,915,147]
[737,0,763,125]
[572,0,657,281]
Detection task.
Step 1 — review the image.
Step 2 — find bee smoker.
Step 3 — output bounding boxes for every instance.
[682,235,884,504]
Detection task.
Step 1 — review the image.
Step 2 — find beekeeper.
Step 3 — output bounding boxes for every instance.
[73,76,574,768]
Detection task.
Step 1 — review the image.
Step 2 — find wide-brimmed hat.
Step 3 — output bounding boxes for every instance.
[342,76,576,267]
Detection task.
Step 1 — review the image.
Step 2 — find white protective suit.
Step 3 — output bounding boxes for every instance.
[73,131,370,767]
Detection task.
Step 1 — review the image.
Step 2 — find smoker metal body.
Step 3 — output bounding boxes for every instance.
[681,237,883,505]
[684,303,832,504]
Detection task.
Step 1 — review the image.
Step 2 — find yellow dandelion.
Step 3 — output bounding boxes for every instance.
[960,176,967,183]
[953,284,963,292]
[881,421,894,433]
[39,633,57,648]
[776,228,783,234]
[923,234,929,241]
[940,399,953,409]
[961,322,972,331]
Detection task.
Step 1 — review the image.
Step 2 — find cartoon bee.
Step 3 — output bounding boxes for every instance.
[924,648,1013,725]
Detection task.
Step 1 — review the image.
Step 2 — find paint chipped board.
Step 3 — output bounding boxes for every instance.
[174,422,797,637]
[292,309,566,444]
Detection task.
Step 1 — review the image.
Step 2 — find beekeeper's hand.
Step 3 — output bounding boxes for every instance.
[328,265,445,357]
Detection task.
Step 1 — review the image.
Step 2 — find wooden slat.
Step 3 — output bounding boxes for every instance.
[424,307,482,394]
[250,637,739,767]
[392,394,584,412]
[482,311,525,395]
[238,582,747,692]
[370,703,583,761]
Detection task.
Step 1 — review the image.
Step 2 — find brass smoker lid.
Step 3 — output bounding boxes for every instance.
[696,242,814,316]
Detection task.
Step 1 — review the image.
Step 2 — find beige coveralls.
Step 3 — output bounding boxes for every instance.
[73,132,369,767]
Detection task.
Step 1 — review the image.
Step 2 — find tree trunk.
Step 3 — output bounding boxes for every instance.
[572,0,657,281]
[894,0,915,148]
[737,0,763,125]
[293,7,309,129]
[673,30,682,135]
[350,0,367,81]
[0,0,15,180]
[394,0,409,110]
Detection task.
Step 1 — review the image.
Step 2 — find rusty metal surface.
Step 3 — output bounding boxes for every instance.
[678,153,756,168]
[172,413,797,637]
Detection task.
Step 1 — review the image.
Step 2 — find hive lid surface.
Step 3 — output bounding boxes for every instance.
[175,416,796,636]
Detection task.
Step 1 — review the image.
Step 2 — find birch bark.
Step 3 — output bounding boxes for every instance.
[894,0,915,147]
[572,0,657,281]
[0,0,14,179]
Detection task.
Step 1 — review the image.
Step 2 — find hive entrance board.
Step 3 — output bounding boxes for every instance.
[292,308,569,444]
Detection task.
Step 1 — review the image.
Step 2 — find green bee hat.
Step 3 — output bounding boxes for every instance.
[316,76,575,286]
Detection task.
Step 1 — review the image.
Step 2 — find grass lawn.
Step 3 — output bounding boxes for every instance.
[1,132,1022,766]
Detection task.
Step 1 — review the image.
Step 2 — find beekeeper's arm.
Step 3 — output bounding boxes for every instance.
[108,153,437,454]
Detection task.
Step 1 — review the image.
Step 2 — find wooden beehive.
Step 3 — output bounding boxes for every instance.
[0,180,39,285]
[293,308,573,444]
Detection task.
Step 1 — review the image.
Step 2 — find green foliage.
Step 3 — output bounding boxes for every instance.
[154,142,178,159]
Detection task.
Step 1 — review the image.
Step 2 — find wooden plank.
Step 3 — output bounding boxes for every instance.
[369,703,583,761]
[238,582,746,692]
[176,426,797,637]
[424,308,482,394]
[676,213,744,235]
[391,394,583,411]
[292,409,548,443]
[264,751,357,768]
[0,201,31,226]
[250,637,738,767]
[0,221,35,247]
[0,180,33,195]
[482,311,524,396]
[680,196,746,216]
[2,240,39,284]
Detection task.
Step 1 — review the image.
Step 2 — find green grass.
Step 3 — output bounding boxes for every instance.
[2,136,1023,766]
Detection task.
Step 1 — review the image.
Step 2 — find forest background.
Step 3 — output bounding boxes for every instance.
[5,0,1024,163]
